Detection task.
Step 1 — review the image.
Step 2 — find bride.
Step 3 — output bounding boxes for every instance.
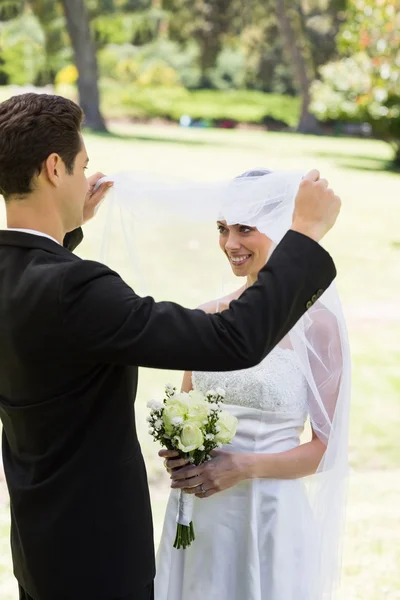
[154,169,351,600]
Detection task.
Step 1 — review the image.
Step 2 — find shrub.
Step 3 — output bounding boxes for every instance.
[55,64,78,86]
[311,0,400,165]
[99,83,300,127]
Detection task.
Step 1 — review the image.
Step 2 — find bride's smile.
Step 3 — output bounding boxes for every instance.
[217,220,273,281]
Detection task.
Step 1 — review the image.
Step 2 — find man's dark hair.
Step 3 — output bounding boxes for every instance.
[0,93,84,201]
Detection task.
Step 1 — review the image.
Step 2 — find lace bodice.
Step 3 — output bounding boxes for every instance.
[192,347,308,414]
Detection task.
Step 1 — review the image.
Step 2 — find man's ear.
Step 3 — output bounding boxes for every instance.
[43,153,62,187]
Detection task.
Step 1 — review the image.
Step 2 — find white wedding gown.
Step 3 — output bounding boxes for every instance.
[155,346,318,600]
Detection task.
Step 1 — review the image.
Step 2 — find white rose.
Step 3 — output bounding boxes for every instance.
[172,392,191,403]
[187,399,209,426]
[188,389,205,402]
[162,396,190,434]
[214,410,238,444]
[173,423,204,453]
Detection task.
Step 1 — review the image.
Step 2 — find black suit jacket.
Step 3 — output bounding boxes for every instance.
[0,228,335,599]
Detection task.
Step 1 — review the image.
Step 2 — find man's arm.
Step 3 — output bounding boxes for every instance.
[59,230,335,372]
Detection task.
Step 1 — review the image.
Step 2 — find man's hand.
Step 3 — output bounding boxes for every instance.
[291,169,341,242]
[83,172,113,225]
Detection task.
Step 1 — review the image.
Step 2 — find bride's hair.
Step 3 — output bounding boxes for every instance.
[230,168,277,224]
[235,168,272,180]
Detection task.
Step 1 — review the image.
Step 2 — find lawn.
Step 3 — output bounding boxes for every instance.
[0,123,399,599]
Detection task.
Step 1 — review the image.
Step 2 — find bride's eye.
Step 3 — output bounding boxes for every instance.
[217,225,227,234]
[239,226,252,234]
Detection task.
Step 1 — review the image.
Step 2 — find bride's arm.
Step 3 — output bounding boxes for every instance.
[170,432,326,495]
[181,371,193,393]
[243,428,326,480]
[242,310,342,481]
[171,307,343,495]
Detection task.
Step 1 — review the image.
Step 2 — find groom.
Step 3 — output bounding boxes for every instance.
[0,93,339,600]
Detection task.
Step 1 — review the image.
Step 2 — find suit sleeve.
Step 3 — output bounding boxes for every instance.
[63,228,83,252]
[59,230,336,371]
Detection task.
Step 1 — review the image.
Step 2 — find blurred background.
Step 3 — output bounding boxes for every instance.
[0,0,399,598]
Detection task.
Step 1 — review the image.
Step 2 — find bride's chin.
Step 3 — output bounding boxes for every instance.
[231,268,251,278]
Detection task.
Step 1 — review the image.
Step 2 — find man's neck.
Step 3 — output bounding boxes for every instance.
[6,198,66,245]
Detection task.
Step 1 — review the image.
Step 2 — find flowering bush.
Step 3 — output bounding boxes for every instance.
[311,0,400,164]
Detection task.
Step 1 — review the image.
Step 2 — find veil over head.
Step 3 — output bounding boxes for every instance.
[95,168,350,599]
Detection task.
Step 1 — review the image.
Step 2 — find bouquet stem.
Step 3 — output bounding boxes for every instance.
[174,491,195,549]
[173,521,195,549]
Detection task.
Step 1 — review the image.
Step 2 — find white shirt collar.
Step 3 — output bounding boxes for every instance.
[6,228,60,245]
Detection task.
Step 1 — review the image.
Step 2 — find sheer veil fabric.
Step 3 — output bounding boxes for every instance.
[96,169,351,598]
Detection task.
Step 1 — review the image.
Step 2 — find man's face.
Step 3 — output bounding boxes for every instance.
[59,135,90,230]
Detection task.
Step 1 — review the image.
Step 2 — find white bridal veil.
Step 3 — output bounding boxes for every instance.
[95,169,351,598]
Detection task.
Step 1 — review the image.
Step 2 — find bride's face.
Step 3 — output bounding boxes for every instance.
[217,221,272,277]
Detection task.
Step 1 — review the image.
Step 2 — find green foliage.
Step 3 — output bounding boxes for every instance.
[0,0,25,21]
[163,0,240,85]
[240,17,297,94]
[27,0,72,85]
[311,0,400,163]
[98,39,201,88]
[0,10,46,85]
[0,0,346,98]
[208,46,247,90]
[91,9,164,48]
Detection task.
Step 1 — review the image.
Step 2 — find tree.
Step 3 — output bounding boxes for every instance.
[1,0,107,131]
[311,0,400,165]
[163,0,238,87]
[275,0,320,133]
[60,0,106,131]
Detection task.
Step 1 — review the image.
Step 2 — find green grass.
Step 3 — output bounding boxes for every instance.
[0,121,399,599]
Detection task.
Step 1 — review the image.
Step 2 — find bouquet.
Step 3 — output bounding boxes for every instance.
[147,384,238,549]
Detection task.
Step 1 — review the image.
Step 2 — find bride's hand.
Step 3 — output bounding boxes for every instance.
[159,449,190,474]
[170,450,250,498]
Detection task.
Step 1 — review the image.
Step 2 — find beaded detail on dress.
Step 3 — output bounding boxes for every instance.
[192,347,308,413]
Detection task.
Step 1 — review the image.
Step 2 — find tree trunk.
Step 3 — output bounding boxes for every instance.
[275,0,320,134]
[60,0,106,131]
[392,140,400,168]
